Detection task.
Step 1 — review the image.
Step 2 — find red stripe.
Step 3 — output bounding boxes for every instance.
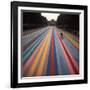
[50,30,55,75]
[57,31,79,74]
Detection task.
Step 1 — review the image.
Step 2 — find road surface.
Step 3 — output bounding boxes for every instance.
[21,26,79,77]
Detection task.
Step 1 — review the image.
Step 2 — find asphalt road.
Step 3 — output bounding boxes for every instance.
[22,26,79,77]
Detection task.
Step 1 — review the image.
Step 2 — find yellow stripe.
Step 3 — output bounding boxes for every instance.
[35,30,51,76]
[64,31,78,42]
[64,34,79,49]
[59,30,79,49]
[26,31,50,76]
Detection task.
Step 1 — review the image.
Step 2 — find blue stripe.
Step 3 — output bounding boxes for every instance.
[63,38,79,64]
[23,31,48,64]
[53,30,58,75]
[45,35,52,76]
[56,31,70,75]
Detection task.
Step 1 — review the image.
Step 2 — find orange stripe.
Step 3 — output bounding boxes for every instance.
[26,31,50,76]
[35,30,51,76]
[23,36,46,76]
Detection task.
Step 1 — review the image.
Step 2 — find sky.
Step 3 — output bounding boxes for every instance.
[41,13,60,21]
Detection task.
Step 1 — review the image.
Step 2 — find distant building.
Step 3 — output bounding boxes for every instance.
[48,19,56,26]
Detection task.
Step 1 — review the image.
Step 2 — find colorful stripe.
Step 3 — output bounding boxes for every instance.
[22,26,79,77]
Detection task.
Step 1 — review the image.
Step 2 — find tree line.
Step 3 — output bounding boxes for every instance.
[23,12,47,30]
[56,14,79,34]
[23,12,79,36]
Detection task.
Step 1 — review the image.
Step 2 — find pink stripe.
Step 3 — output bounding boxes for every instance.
[23,38,45,76]
[57,31,79,74]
